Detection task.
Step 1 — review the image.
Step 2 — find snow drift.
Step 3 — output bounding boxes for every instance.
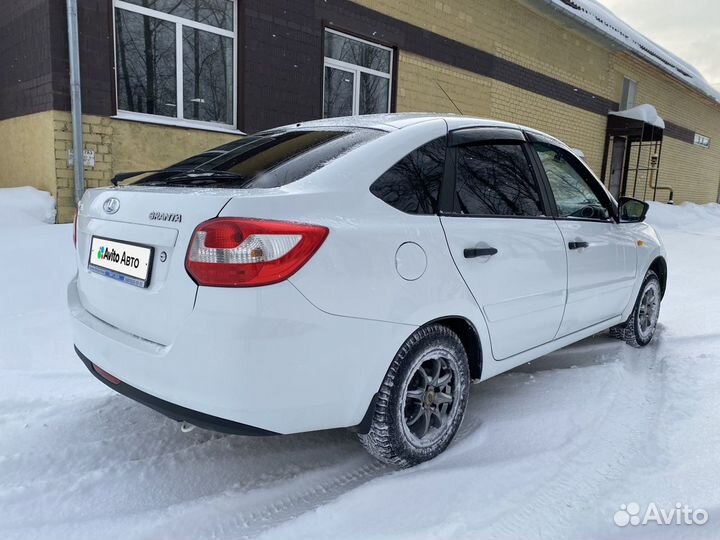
[0,187,57,226]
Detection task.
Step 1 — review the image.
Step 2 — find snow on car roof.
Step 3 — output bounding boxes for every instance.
[543,0,720,103]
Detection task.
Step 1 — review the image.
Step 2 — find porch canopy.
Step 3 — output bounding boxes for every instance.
[607,104,665,142]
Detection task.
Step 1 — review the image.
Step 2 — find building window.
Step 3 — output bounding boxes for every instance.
[620,77,637,110]
[114,0,236,130]
[323,29,393,118]
[694,133,710,149]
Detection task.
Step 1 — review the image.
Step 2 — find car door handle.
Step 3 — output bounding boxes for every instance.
[464,247,498,258]
[568,241,589,250]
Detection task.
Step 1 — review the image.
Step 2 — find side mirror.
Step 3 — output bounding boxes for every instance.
[618,197,649,223]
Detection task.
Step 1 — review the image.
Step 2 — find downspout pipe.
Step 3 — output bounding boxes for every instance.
[66,0,85,205]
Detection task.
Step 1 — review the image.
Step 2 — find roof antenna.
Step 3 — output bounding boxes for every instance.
[435,80,464,115]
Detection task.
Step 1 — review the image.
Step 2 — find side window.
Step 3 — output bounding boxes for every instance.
[453,143,544,217]
[533,142,610,220]
[370,137,446,214]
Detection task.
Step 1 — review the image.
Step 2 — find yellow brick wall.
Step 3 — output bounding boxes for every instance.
[396,52,492,117]
[2,111,237,222]
[53,111,115,223]
[50,114,238,222]
[0,111,57,195]
[354,0,720,203]
[355,0,614,107]
[489,81,608,174]
[111,120,237,174]
[610,53,720,204]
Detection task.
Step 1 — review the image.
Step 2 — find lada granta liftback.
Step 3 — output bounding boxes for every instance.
[70,114,666,467]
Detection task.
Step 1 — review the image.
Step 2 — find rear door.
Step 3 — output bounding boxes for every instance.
[439,128,567,360]
[528,137,637,337]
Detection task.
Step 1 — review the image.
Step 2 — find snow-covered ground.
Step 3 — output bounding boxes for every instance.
[1,188,720,539]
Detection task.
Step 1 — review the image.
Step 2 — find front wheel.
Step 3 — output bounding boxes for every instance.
[612,270,662,347]
[358,324,470,468]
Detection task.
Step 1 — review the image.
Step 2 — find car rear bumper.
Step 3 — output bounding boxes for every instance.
[68,276,413,434]
[75,346,277,435]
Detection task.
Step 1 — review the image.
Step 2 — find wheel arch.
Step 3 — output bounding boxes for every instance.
[648,256,667,298]
[428,316,483,381]
[351,315,484,435]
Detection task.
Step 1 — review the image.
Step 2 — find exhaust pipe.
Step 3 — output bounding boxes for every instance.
[179,421,196,433]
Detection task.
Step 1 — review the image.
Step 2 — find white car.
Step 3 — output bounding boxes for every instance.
[69,114,667,467]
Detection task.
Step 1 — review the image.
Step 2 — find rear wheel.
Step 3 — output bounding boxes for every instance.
[358,324,470,468]
[610,270,661,347]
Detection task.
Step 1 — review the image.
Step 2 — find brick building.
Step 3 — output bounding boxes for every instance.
[1,0,719,223]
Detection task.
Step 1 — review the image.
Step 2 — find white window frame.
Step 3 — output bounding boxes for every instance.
[322,28,393,118]
[694,133,710,149]
[112,0,241,134]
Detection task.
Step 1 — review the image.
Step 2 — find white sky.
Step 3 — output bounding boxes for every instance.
[597,0,720,91]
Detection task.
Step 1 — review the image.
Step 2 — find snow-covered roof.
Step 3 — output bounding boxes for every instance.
[608,104,665,129]
[541,0,720,103]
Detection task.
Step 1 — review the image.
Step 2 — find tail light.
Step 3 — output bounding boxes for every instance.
[73,210,78,248]
[185,218,328,287]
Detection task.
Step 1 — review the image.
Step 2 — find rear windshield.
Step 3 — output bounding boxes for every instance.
[129,128,383,188]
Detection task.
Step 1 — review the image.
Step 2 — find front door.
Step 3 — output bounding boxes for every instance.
[530,140,637,336]
[440,130,567,360]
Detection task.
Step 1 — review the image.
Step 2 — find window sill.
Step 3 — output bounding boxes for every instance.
[112,111,245,135]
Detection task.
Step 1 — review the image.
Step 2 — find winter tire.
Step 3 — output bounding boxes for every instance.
[358,324,470,468]
[608,325,625,340]
[620,270,662,348]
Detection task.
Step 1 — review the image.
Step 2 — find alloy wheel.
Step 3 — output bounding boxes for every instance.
[401,353,459,448]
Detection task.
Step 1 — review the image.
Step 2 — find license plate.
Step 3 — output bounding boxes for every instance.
[88,236,154,288]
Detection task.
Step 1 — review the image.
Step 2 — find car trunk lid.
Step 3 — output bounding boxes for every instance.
[75,187,232,345]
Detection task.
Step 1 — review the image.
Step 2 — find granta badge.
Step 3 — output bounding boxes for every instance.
[149,211,182,223]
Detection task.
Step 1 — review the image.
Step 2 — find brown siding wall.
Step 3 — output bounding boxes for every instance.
[47,0,116,117]
[0,0,56,121]
[240,0,407,133]
[0,0,115,121]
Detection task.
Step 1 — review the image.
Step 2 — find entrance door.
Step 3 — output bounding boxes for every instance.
[608,136,626,199]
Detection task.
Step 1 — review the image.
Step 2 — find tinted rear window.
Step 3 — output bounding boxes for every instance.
[369,136,446,215]
[130,129,383,188]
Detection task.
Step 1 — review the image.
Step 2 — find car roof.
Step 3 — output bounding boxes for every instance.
[279,113,568,148]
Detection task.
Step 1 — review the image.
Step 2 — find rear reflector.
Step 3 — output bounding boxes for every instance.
[93,363,121,385]
[185,218,328,287]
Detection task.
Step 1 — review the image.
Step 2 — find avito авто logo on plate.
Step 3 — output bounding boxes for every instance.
[97,245,140,269]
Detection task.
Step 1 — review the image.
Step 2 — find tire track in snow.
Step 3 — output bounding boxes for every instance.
[475,341,669,539]
[0,389,391,539]
[143,460,390,540]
